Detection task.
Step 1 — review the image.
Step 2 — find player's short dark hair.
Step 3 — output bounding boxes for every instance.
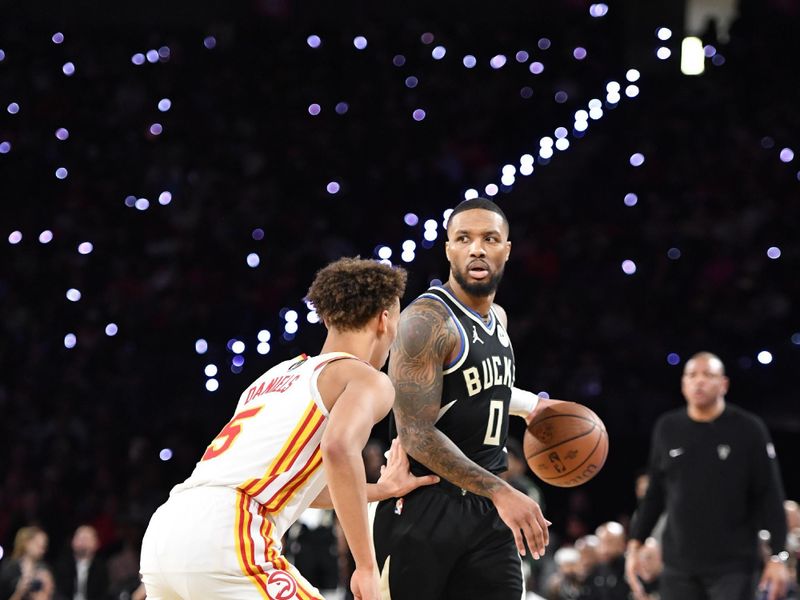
[447,197,510,235]
[305,257,407,331]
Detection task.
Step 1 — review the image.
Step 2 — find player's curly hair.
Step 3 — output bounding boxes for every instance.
[305,257,407,331]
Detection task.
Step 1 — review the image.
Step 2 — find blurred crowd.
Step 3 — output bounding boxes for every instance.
[1,442,798,600]
[1,0,799,598]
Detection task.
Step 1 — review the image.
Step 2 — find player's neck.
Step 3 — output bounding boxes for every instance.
[687,397,726,422]
[319,331,376,368]
[444,280,495,322]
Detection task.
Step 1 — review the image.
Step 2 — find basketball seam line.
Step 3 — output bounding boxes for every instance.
[538,430,605,480]
[527,423,598,458]
[531,414,597,425]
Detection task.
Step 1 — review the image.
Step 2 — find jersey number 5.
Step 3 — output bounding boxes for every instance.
[201,406,263,461]
[484,399,504,446]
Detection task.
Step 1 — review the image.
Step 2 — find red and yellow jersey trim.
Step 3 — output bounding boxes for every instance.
[234,490,322,600]
[238,399,325,502]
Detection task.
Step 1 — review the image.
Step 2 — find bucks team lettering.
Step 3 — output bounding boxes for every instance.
[462,356,514,396]
[244,374,300,404]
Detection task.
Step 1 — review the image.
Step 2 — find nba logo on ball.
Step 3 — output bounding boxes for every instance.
[266,570,297,599]
[524,401,609,487]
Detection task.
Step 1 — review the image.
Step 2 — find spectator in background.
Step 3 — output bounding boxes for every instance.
[575,535,600,583]
[784,501,799,598]
[0,526,52,600]
[362,439,387,485]
[631,538,663,600]
[285,510,339,597]
[502,437,549,593]
[502,438,545,507]
[53,525,108,600]
[586,522,629,600]
[546,547,590,600]
[338,439,390,599]
[627,352,789,600]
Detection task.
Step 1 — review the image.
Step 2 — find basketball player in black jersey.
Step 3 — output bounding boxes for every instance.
[373,197,559,599]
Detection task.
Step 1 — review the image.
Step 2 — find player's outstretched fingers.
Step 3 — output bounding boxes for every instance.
[385,438,399,464]
[510,525,527,557]
[416,474,440,488]
[535,509,550,550]
[522,521,544,560]
[522,523,541,560]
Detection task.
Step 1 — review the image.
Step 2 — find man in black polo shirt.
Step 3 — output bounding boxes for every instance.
[626,352,790,600]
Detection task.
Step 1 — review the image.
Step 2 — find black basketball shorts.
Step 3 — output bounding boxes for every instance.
[372,480,524,600]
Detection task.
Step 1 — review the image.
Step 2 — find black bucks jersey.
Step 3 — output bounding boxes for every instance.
[394,286,516,477]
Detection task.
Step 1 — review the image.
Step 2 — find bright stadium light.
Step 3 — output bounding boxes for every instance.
[681,37,705,76]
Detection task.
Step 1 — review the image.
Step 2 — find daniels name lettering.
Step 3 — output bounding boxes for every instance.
[462,356,514,396]
[244,375,300,404]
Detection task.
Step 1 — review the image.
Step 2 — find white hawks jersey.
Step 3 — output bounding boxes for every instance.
[172,351,354,539]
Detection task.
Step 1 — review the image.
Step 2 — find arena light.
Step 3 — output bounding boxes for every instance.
[680,37,705,76]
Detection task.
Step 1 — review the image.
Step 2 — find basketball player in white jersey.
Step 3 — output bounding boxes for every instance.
[140,257,439,600]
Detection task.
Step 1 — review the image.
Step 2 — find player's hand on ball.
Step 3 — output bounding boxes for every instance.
[377,438,439,498]
[524,397,561,425]
[492,483,550,559]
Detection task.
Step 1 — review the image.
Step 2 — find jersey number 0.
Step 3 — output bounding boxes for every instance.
[483,399,504,446]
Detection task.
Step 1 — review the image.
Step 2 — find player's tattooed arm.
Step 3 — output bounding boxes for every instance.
[389,299,503,498]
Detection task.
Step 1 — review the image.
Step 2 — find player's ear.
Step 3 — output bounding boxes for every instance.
[504,240,511,262]
[721,375,730,395]
[376,309,390,333]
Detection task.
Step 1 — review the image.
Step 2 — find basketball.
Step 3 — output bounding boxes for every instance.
[523,401,608,487]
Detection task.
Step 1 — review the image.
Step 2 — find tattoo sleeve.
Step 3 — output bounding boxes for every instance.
[389,299,504,497]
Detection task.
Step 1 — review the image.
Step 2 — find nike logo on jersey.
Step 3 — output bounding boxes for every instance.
[668,448,684,458]
[436,399,458,422]
[472,326,484,344]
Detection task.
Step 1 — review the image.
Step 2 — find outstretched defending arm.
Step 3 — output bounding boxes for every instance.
[390,299,549,557]
[310,439,438,508]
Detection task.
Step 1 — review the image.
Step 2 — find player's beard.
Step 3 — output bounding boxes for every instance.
[451,264,504,297]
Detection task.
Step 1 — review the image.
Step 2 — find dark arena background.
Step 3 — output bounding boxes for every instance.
[1,0,798,598]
